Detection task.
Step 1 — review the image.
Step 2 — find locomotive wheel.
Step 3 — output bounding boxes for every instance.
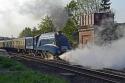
[54,55,61,60]
[45,52,54,60]
[41,51,46,59]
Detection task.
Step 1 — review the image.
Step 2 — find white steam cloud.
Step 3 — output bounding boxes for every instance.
[60,23,125,70]
[60,38,125,69]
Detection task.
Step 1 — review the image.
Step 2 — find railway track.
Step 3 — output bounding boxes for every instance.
[98,68,125,77]
[10,54,125,83]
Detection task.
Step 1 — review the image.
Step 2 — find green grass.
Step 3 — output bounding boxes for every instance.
[0,56,68,83]
[0,71,68,83]
[0,56,27,71]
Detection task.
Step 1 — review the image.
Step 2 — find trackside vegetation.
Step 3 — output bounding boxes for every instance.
[0,56,68,83]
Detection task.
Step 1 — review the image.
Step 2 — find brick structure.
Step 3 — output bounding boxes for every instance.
[78,12,114,46]
[78,26,94,46]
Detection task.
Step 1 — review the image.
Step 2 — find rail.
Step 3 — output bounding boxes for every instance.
[11,54,125,83]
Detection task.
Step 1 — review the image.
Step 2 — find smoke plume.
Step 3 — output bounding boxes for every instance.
[20,0,69,30]
[94,18,125,45]
[0,0,70,37]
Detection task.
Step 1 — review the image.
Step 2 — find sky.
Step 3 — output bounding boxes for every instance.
[0,0,124,37]
[111,0,125,23]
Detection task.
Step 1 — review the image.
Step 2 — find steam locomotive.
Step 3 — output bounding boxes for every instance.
[0,31,71,59]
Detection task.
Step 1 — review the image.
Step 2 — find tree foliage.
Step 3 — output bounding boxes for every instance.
[100,0,111,12]
[62,18,77,42]
[77,0,101,14]
[32,27,40,36]
[66,0,102,15]
[38,16,55,33]
[19,27,32,37]
[66,0,78,16]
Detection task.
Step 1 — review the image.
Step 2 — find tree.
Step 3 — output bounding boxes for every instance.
[62,18,77,43]
[66,0,78,16]
[100,0,111,12]
[38,16,55,33]
[76,0,101,14]
[66,0,98,17]
[32,27,40,36]
[19,27,32,37]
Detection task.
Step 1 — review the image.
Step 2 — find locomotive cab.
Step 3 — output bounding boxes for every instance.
[36,32,71,57]
[55,31,71,53]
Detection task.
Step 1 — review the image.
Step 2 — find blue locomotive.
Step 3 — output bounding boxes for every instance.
[0,31,71,59]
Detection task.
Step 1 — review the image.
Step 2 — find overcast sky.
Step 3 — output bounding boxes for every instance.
[0,0,124,37]
[111,0,125,23]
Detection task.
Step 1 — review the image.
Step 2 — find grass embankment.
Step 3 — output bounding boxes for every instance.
[0,56,68,83]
